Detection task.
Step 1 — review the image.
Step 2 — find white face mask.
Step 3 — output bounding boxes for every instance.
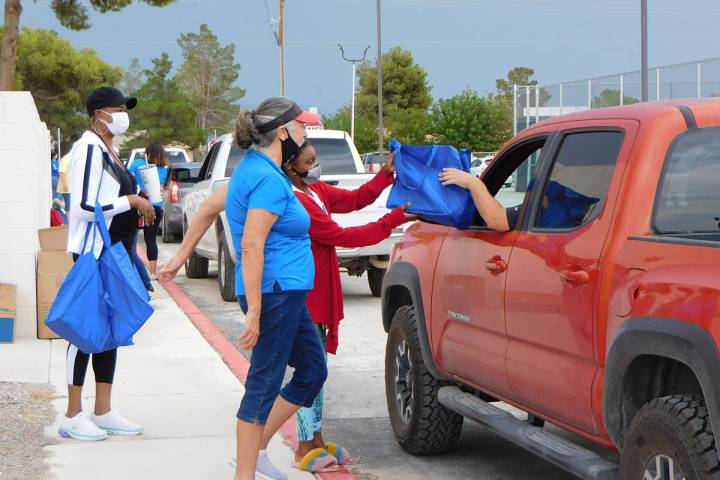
[98,110,130,136]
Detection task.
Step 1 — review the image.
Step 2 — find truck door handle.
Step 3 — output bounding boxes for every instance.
[561,269,589,285]
[485,259,507,274]
[325,180,339,186]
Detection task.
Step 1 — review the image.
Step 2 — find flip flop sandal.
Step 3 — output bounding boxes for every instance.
[325,441,351,465]
[292,448,341,473]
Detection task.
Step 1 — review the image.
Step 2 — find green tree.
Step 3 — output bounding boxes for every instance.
[0,27,122,151]
[496,66,550,108]
[175,24,245,135]
[127,53,204,150]
[431,89,512,152]
[120,57,144,94]
[322,106,377,153]
[342,46,433,150]
[593,88,640,108]
[0,0,177,90]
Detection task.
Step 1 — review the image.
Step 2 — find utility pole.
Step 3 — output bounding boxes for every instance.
[641,0,648,102]
[338,45,370,141]
[279,0,285,96]
[376,0,383,153]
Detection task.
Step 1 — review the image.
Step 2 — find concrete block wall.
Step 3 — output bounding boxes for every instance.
[0,92,51,338]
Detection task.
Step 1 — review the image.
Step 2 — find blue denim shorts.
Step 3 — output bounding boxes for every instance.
[237,288,328,425]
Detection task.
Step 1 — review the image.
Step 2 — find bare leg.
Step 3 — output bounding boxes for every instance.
[66,385,83,418]
[312,431,326,449]
[295,440,315,462]
[260,396,301,450]
[148,260,157,275]
[94,382,112,416]
[235,420,263,480]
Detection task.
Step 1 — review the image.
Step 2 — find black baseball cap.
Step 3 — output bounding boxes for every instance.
[86,86,137,117]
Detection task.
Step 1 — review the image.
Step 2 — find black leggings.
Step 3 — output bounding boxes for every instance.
[143,206,163,261]
[66,344,116,386]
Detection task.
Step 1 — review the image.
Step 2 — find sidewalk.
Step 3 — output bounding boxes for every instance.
[0,281,313,480]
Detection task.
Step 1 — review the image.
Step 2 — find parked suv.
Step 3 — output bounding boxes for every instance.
[381,99,720,479]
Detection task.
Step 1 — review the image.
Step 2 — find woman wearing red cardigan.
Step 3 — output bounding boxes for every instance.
[283,141,415,471]
[158,141,414,474]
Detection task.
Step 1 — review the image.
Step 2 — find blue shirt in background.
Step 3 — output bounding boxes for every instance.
[226,149,314,295]
[128,159,168,207]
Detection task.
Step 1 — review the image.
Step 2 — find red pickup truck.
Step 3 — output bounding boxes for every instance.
[381,99,720,480]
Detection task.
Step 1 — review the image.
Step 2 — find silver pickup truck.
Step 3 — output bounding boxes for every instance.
[181,129,402,301]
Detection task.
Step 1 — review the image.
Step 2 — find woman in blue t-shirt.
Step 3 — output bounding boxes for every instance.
[129,142,169,275]
[223,98,328,480]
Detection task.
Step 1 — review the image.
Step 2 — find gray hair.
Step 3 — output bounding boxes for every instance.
[235,96,298,149]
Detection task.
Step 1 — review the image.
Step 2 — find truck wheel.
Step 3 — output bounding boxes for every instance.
[183,220,208,278]
[620,395,720,480]
[368,267,385,297]
[217,233,236,302]
[385,305,463,455]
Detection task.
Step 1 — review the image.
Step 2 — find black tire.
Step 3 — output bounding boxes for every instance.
[620,395,720,480]
[162,215,176,243]
[385,305,463,455]
[368,267,385,297]
[183,219,208,278]
[217,232,236,302]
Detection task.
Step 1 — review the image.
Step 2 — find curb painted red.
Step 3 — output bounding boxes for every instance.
[159,277,356,480]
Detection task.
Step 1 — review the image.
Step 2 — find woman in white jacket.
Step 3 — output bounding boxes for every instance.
[60,87,155,441]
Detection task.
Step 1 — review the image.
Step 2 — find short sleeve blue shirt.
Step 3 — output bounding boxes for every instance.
[226,149,314,295]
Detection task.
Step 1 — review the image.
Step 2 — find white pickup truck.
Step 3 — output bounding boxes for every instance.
[181,128,402,301]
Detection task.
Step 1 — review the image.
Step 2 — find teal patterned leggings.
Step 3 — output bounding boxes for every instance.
[296,323,327,442]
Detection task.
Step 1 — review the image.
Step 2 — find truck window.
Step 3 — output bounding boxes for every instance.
[471,137,545,229]
[198,142,221,181]
[654,126,720,235]
[310,138,358,174]
[533,131,623,230]
[226,144,246,177]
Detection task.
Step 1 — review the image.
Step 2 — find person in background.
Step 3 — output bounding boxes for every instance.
[51,152,59,195]
[61,86,155,442]
[57,151,72,215]
[129,142,169,275]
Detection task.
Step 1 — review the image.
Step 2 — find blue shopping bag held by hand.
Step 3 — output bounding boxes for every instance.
[386,139,476,229]
[93,203,153,346]
[45,216,113,354]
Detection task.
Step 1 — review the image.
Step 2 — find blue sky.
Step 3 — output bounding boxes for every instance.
[20,0,720,117]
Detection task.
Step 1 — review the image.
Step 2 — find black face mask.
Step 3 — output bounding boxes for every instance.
[280,129,303,165]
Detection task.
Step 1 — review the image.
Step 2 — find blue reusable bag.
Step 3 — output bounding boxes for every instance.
[45,220,113,354]
[94,203,153,346]
[386,139,476,229]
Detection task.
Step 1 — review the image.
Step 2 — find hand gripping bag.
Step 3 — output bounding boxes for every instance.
[386,139,476,229]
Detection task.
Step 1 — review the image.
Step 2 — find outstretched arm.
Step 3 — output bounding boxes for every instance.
[157,184,228,281]
[438,168,510,232]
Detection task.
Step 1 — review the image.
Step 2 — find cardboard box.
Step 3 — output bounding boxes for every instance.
[37,250,74,274]
[37,272,64,340]
[38,225,68,251]
[0,283,17,343]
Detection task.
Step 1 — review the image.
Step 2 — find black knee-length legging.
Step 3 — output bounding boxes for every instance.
[143,206,163,261]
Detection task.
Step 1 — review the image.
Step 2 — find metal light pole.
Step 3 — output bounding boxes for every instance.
[641,0,648,102]
[279,0,286,96]
[339,45,370,141]
[376,0,384,153]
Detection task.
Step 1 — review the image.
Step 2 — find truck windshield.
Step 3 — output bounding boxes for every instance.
[311,138,358,175]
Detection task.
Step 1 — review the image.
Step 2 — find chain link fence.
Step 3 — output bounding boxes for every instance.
[513,57,720,134]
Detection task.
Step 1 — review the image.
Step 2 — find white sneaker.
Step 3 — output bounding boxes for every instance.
[59,412,108,441]
[91,410,144,436]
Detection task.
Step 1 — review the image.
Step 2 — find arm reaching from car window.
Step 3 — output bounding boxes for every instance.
[157,184,228,282]
[438,168,510,232]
